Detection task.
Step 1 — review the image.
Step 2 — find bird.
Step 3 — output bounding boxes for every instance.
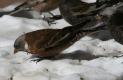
[0,0,35,17]
[14,20,103,61]
[108,4,123,45]
[59,0,91,25]
[58,0,108,30]
[0,0,60,19]
[58,0,122,29]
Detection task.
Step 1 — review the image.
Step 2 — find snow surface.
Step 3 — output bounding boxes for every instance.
[0,12,123,80]
[81,0,96,3]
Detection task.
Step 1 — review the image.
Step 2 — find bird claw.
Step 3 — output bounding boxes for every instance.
[30,57,44,63]
[30,56,56,63]
[42,15,62,26]
[42,16,57,26]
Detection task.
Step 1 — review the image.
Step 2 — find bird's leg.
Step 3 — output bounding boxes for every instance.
[49,14,62,20]
[42,12,62,25]
[42,16,57,26]
[49,12,54,16]
[37,12,54,25]
[31,56,56,62]
[31,57,45,62]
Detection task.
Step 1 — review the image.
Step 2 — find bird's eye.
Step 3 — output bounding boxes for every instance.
[14,44,20,49]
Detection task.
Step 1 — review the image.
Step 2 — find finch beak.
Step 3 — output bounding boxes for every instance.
[14,49,18,54]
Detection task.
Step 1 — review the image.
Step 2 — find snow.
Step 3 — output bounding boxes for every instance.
[81,0,96,3]
[0,11,123,80]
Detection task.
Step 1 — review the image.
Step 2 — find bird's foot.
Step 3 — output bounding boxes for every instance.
[42,15,62,26]
[43,17,57,26]
[31,56,55,63]
[31,57,44,63]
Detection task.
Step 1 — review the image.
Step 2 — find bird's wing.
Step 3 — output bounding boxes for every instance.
[47,32,71,47]
[71,3,107,17]
[37,29,74,50]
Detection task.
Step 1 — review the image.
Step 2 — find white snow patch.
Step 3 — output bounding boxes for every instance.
[81,0,96,3]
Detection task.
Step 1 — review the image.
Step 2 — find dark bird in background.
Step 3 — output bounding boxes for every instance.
[58,0,107,30]
[14,20,103,61]
[58,0,123,29]
[0,0,36,17]
[108,4,123,45]
[59,0,94,25]
[0,0,26,17]
[0,0,60,19]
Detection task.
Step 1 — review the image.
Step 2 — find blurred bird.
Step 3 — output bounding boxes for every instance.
[59,0,107,30]
[108,4,123,45]
[59,0,90,25]
[0,0,36,17]
[0,0,60,19]
[14,20,103,60]
[58,0,122,29]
